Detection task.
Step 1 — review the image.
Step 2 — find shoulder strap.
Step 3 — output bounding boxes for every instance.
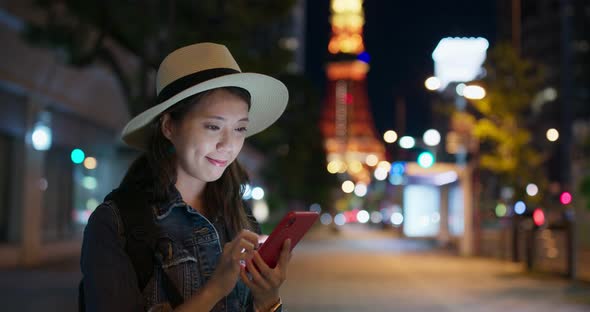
[106,187,184,308]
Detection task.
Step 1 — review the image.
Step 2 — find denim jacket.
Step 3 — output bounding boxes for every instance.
[80,188,269,312]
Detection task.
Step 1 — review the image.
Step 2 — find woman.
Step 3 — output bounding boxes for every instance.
[81,43,290,312]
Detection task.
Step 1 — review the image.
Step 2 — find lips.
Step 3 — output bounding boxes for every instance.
[206,157,228,167]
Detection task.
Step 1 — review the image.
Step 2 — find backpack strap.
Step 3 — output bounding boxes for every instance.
[105,187,184,308]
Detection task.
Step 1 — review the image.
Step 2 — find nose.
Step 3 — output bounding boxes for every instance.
[216,129,233,153]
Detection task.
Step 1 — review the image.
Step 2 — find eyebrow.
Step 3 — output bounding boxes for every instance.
[204,115,249,122]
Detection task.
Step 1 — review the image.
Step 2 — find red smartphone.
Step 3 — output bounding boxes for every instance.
[257,211,319,268]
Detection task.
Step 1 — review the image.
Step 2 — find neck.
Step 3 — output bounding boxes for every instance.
[175,171,206,213]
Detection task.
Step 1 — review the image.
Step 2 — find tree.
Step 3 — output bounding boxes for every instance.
[459,43,547,204]
[25,0,296,116]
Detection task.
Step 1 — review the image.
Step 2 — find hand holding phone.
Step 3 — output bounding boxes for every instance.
[256,211,319,268]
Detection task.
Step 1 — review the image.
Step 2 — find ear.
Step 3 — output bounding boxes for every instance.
[160,113,175,141]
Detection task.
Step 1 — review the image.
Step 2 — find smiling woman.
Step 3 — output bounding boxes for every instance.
[80,43,289,312]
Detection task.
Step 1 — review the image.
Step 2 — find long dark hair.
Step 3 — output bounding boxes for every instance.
[121,87,254,236]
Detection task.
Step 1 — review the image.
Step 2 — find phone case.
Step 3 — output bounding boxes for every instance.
[257,211,319,268]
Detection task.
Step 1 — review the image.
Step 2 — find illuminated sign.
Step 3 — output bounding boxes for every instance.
[432,37,489,89]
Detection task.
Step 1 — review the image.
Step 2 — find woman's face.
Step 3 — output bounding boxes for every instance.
[162,88,249,184]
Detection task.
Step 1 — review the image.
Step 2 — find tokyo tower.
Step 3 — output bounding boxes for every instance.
[320,0,386,184]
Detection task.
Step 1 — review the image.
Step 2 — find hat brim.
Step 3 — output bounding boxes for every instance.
[121,73,288,150]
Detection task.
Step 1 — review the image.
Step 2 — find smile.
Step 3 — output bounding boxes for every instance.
[206,157,228,167]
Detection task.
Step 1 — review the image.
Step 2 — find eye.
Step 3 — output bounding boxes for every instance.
[205,124,220,131]
[236,127,248,133]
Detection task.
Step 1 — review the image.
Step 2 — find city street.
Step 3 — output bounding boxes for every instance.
[282,224,590,312]
[1,224,590,311]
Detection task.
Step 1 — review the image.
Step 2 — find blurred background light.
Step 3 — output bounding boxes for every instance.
[320,213,333,225]
[560,192,572,205]
[334,213,346,226]
[391,212,404,226]
[526,183,538,196]
[31,124,52,151]
[356,210,370,224]
[86,198,99,210]
[242,184,252,200]
[514,201,526,215]
[424,76,441,91]
[38,178,48,191]
[71,148,85,164]
[377,161,391,171]
[342,180,355,193]
[383,130,398,143]
[423,129,441,146]
[365,154,378,166]
[370,211,382,223]
[455,83,466,96]
[251,187,265,200]
[546,128,559,142]
[309,203,322,213]
[463,85,486,100]
[81,176,97,190]
[417,151,435,168]
[399,136,415,149]
[357,51,370,63]
[252,200,270,223]
[374,167,388,181]
[354,183,367,197]
[348,160,363,174]
[495,203,507,217]
[83,157,97,170]
[533,208,545,227]
[432,37,489,89]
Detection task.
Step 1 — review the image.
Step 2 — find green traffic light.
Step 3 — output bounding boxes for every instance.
[417,151,435,168]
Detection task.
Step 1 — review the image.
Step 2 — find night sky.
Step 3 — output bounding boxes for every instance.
[305,0,497,137]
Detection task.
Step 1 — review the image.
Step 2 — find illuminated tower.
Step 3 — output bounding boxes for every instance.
[320,0,385,184]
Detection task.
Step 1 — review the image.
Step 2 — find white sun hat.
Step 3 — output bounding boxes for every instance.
[121,42,289,150]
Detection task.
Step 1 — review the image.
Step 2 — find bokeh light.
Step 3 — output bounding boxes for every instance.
[354,183,367,197]
[526,183,539,196]
[423,129,441,146]
[425,76,441,90]
[365,154,378,166]
[342,180,355,193]
[546,128,559,142]
[560,192,572,205]
[399,136,415,149]
[71,149,85,164]
[514,201,526,215]
[383,130,398,143]
[356,210,370,223]
[252,187,265,200]
[84,157,97,170]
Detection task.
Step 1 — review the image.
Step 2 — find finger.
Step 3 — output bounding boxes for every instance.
[237,229,259,247]
[231,235,256,254]
[276,239,292,270]
[240,266,253,285]
[252,250,273,277]
[253,251,281,286]
[246,258,271,290]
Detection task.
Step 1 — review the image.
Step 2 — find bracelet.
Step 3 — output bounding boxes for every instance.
[268,298,282,312]
[255,297,282,312]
